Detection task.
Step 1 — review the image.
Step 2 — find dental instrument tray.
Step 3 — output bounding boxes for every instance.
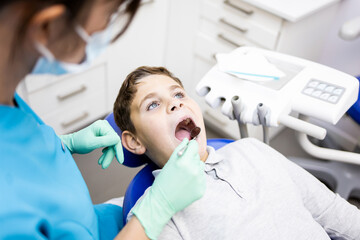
[196,46,359,140]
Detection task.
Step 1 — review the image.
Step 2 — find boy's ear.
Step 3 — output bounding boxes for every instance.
[121,131,146,155]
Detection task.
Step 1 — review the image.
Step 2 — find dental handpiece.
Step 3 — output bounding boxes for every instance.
[177,127,201,156]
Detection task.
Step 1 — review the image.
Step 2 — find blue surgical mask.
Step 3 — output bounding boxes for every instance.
[31,12,119,75]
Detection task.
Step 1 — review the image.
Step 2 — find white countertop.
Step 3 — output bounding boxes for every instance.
[243,0,340,22]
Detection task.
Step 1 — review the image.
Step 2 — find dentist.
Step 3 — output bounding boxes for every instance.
[0,0,205,239]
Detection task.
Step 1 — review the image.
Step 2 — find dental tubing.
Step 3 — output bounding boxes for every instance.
[231,96,249,138]
[257,103,270,144]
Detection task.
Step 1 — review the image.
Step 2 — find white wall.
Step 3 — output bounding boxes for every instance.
[319,0,360,76]
[104,0,170,112]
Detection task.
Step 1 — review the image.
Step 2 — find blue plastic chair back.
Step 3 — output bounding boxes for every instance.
[122,163,158,224]
[122,138,235,224]
[347,76,360,124]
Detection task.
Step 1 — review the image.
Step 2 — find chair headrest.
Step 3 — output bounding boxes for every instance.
[105,113,150,168]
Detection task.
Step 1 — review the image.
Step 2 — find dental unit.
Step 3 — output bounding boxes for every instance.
[196,46,360,164]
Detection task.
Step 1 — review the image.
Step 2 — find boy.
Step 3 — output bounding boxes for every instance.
[114,66,360,239]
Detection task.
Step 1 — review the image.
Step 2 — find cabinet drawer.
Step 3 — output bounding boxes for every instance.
[27,64,106,117]
[201,0,281,49]
[195,22,259,64]
[195,32,233,64]
[202,0,282,32]
[43,93,107,134]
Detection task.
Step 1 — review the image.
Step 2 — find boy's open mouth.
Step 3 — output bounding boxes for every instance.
[175,118,199,141]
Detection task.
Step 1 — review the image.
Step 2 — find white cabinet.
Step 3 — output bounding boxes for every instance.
[200,0,282,49]
[165,0,341,140]
[22,64,108,134]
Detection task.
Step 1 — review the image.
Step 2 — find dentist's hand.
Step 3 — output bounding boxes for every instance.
[132,138,206,240]
[59,120,124,168]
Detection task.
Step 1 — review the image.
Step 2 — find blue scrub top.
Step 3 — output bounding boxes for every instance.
[0,94,123,239]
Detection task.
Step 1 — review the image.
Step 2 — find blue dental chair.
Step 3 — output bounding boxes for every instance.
[105,113,234,224]
[347,76,360,124]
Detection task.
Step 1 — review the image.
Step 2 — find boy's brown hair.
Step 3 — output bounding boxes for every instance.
[113,66,184,134]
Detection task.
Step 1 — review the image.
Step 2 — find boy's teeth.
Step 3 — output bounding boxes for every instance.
[185,118,190,125]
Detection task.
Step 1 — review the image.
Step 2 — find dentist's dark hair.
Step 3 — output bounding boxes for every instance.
[111,0,141,41]
[1,0,90,60]
[114,66,184,134]
[0,0,140,60]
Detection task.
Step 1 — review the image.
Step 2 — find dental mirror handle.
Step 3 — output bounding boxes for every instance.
[177,137,197,157]
[177,127,201,156]
[177,145,188,156]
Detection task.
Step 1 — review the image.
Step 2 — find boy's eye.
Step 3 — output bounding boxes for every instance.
[147,101,159,111]
[174,91,185,99]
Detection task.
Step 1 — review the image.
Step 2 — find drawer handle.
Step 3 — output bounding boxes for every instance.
[57,85,87,101]
[223,0,253,15]
[217,34,242,47]
[61,112,89,128]
[219,18,248,33]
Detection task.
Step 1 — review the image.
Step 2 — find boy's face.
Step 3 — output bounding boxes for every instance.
[127,74,207,167]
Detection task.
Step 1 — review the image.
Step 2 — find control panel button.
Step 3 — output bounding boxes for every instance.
[328,95,339,103]
[333,88,344,95]
[303,88,314,95]
[308,81,319,88]
[325,86,335,93]
[320,93,330,100]
[317,83,327,90]
[312,90,322,97]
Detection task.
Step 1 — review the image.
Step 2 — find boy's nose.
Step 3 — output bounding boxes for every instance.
[169,101,183,112]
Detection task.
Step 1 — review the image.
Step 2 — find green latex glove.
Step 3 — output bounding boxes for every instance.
[132,138,206,239]
[60,120,123,168]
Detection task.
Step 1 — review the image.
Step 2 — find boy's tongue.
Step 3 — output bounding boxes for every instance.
[175,129,191,141]
[175,127,201,141]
